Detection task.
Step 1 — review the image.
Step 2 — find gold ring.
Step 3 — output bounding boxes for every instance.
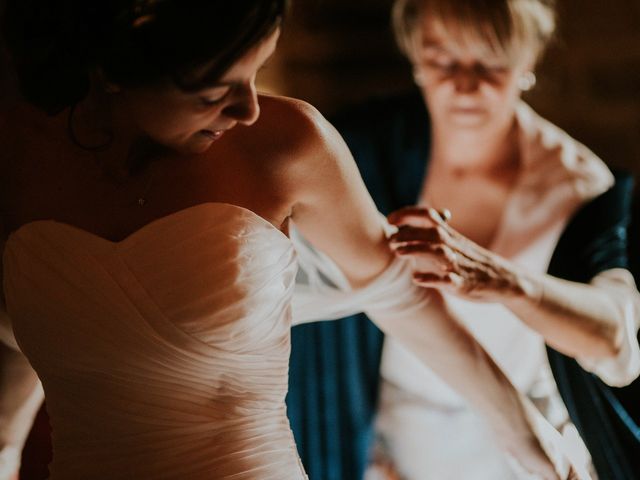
[439,209,452,223]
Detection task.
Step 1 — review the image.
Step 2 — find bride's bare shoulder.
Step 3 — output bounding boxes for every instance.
[240,95,346,171]
[258,94,324,125]
[254,95,336,150]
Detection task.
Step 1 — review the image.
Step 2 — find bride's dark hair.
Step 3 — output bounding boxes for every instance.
[2,0,288,115]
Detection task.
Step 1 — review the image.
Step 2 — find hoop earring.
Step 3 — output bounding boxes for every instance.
[517,71,537,91]
[67,103,114,152]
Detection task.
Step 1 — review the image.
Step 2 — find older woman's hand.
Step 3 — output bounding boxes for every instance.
[387,206,535,303]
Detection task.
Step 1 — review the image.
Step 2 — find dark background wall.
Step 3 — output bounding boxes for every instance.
[260,0,640,174]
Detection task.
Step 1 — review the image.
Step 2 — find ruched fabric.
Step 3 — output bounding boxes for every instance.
[3,203,307,479]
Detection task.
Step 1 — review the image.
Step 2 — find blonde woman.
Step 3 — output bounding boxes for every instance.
[362,0,640,478]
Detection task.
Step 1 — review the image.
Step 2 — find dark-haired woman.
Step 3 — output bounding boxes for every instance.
[0,1,586,478]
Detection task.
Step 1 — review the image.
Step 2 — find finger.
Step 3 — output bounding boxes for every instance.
[438,208,452,223]
[394,245,452,272]
[387,206,438,227]
[426,207,450,226]
[412,272,464,293]
[412,272,452,286]
[389,225,443,245]
[393,241,461,271]
[413,271,465,288]
[445,271,465,289]
[431,224,497,266]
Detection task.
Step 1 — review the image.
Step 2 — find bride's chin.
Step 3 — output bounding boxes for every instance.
[187,142,214,155]
[168,137,215,156]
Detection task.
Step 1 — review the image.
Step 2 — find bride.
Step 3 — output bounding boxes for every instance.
[0,0,581,478]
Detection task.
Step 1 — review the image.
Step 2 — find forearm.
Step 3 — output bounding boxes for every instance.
[387,205,638,362]
[504,267,638,359]
[0,310,44,479]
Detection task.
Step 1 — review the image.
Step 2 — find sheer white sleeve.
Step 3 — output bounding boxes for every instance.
[577,269,640,387]
[290,222,430,326]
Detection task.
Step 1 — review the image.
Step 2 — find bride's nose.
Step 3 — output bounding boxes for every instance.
[222,82,260,126]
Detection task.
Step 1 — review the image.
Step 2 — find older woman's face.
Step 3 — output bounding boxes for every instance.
[411,16,532,132]
[114,28,280,154]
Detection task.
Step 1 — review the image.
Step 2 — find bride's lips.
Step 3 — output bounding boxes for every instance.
[200,129,225,141]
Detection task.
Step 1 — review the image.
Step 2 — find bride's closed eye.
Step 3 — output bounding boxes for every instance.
[199,87,232,107]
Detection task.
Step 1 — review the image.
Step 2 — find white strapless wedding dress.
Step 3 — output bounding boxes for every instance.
[3,203,307,479]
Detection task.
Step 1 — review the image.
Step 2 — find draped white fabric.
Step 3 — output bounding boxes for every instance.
[4,204,306,480]
[291,221,430,326]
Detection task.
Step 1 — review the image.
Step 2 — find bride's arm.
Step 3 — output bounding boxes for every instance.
[0,74,43,480]
[0,329,43,480]
[0,234,44,480]
[279,99,569,479]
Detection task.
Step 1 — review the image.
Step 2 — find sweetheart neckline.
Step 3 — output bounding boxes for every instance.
[6,202,290,247]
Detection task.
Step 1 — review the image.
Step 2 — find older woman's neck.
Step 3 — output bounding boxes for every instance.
[430,117,519,173]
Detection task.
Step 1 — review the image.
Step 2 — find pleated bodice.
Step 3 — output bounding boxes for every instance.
[3,203,306,479]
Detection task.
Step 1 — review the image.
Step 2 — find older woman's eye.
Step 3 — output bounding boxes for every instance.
[486,65,509,75]
[476,62,509,76]
[465,64,510,86]
[423,57,455,72]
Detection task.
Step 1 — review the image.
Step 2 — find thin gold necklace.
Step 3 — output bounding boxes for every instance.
[136,170,155,207]
[68,104,160,207]
[98,156,156,208]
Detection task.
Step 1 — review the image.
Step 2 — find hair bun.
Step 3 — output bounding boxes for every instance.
[3,0,288,115]
[2,0,122,114]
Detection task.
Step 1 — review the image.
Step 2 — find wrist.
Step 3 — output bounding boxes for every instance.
[500,266,544,308]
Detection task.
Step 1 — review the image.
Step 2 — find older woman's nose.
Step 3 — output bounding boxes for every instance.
[452,66,481,94]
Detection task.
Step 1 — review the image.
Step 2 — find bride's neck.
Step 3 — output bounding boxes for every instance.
[72,90,155,178]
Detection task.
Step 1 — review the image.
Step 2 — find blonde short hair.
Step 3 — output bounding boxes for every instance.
[392,0,556,66]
